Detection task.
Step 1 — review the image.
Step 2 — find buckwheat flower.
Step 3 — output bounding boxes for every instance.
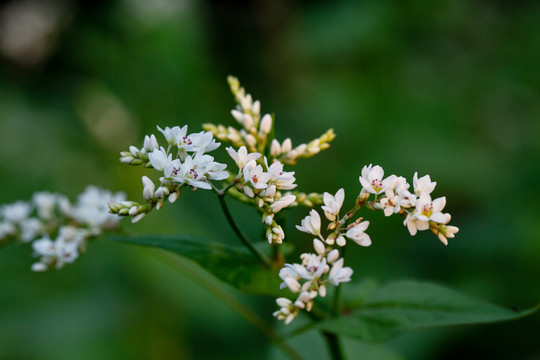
[71,186,125,233]
[243,160,270,190]
[321,188,345,221]
[397,186,417,209]
[172,155,212,190]
[403,212,428,236]
[359,164,394,195]
[162,158,182,181]
[0,221,16,239]
[31,230,81,271]
[226,146,261,171]
[413,172,437,196]
[380,188,401,216]
[204,161,229,181]
[189,131,220,154]
[157,125,186,147]
[270,195,296,213]
[20,218,43,243]
[148,147,172,172]
[296,210,321,236]
[33,192,57,220]
[267,160,297,190]
[415,194,448,224]
[345,221,371,246]
[328,258,353,286]
[296,254,327,281]
[2,201,32,223]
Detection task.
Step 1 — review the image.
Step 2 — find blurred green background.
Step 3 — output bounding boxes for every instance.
[1,0,539,359]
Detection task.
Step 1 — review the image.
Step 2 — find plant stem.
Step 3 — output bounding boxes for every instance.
[146,249,306,360]
[322,331,345,360]
[216,193,272,267]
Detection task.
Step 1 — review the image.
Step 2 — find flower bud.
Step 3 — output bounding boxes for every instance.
[259,114,272,134]
[142,176,155,200]
[243,114,254,130]
[270,139,281,156]
[231,110,243,123]
[143,134,159,152]
[313,239,326,255]
[282,138,292,153]
[327,249,339,263]
[245,134,257,148]
[252,100,261,116]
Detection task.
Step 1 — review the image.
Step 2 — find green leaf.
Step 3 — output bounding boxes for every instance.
[318,280,539,341]
[107,234,282,296]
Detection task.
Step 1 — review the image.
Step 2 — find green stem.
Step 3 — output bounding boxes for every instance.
[322,331,345,360]
[216,192,272,267]
[146,249,306,360]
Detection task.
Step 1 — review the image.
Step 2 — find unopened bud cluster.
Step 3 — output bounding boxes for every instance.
[204,77,336,166]
[0,186,124,271]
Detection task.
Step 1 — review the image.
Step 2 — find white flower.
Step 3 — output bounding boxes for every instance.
[204,160,229,181]
[20,218,43,243]
[328,258,353,286]
[292,254,327,281]
[345,221,371,246]
[189,131,220,154]
[403,212,428,236]
[359,164,394,195]
[267,160,296,190]
[33,192,57,220]
[415,194,448,223]
[157,125,186,147]
[2,201,32,223]
[226,146,261,170]
[296,210,321,236]
[148,147,172,172]
[380,189,401,216]
[71,186,125,233]
[243,160,270,190]
[0,221,16,239]
[171,155,212,190]
[413,172,437,196]
[270,195,296,213]
[321,188,345,221]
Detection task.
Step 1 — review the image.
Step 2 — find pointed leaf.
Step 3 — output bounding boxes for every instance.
[318,280,539,341]
[107,234,282,296]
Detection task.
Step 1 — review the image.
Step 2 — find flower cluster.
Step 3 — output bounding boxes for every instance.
[227,146,297,244]
[113,125,228,222]
[0,186,125,271]
[275,164,459,323]
[358,164,459,245]
[274,188,362,323]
